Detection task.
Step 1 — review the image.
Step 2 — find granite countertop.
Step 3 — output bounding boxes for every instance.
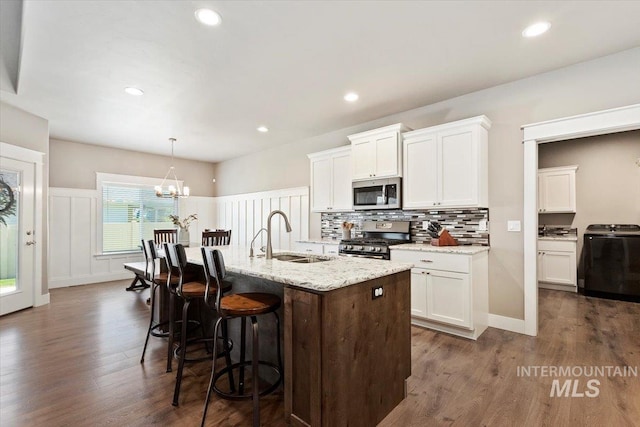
[390,243,490,255]
[538,236,578,242]
[296,238,341,245]
[183,245,412,292]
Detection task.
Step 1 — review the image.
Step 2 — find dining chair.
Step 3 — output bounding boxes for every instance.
[154,228,177,245]
[202,230,232,246]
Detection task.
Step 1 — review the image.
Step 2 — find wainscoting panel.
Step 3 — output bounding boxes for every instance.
[48,187,308,288]
[49,188,142,288]
[213,187,310,251]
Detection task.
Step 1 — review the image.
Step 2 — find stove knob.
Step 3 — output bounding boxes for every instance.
[346,245,352,250]
[375,247,382,252]
[357,246,364,251]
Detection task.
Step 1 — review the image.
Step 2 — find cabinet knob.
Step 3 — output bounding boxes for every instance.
[420,259,433,263]
[327,207,332,210]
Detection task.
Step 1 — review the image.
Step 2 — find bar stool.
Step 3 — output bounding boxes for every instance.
[140,239,173,363]
[164,243,232,407]
[200,248,283,427]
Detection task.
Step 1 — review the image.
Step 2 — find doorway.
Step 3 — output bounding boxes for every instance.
[0,143,43,316]
[522,104,640,336]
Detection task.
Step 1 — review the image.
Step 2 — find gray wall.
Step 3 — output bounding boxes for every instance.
[212,48,640,320]
[538,130,640,261]
[0,102,49,296]
[49,138,217,196]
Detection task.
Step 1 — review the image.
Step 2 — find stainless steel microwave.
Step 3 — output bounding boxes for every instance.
[352,177,401,210]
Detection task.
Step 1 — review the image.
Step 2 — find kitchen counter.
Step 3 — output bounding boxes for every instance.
[391,243,490,255]
[183,245,411,292]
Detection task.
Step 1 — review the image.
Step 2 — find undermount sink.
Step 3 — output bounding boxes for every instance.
[271,254,331,263]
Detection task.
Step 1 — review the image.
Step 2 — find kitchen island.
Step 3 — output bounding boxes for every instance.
[183,246,412,427]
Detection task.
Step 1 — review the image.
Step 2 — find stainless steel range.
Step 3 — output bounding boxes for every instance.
[339,221,410,260]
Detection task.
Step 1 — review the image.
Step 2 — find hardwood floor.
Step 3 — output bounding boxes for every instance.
[1,281,639,426]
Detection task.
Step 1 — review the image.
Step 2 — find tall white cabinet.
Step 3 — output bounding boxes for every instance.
[308,146,352,212]
[348,123,410,181]
[402,116,491,209]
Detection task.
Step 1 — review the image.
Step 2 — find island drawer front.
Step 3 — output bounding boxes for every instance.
[391,250,470,273]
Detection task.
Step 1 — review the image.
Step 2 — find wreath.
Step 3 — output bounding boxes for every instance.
[0,178,16,226]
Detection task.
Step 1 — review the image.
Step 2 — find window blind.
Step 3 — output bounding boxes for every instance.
[102,183,177,252]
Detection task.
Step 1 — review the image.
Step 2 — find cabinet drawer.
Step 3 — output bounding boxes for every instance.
[538,240,576,252]
[391,250,470,273]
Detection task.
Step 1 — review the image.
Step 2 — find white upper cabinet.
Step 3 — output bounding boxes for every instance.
[348,123,410,181]
[402,116,491,209]
[308,146,352,212]
[538,165,578,213]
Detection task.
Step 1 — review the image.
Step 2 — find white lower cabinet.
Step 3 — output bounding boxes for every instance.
[392,249,488,340]
[537,239,577,291]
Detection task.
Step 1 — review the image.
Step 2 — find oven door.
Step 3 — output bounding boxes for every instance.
[352,178,401,210]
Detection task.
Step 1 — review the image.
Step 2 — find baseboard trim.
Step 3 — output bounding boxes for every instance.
[49,272,132,289]
[35,292,50,306]
[488,313,526,334]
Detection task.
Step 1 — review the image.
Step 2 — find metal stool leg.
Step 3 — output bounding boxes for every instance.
[140,282,159,363]
[239,316,247,395]
[166,292,175,373]
[172,298,191,406]
[221,319,236,392]
[201,317,222,427]
[251,316,260,427]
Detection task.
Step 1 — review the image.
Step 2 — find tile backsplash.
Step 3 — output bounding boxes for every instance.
[321,208,490,245]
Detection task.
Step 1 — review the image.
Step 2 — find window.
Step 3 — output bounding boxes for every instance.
[98,174,178,253]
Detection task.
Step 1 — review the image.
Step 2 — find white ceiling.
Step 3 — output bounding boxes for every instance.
[1,1,639,162]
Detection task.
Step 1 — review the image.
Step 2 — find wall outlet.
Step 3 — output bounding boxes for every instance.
[478,220,488,231]
[507,220,521,232]
[371,286,384,300]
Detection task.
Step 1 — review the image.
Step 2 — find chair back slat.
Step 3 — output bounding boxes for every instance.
[202,230,231,246]
[201,248,225,312]
[154,229,177,245]
[142,239,157,280]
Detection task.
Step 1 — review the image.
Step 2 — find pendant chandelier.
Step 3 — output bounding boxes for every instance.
[155,138,190,198]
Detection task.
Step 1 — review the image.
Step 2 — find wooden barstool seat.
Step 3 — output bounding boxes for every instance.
[200,248,283,427]
[220,293,281,317]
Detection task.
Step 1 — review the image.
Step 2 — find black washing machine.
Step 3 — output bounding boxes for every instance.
[583,224,640,302]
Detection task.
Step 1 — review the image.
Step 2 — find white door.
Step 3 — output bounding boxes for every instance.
[410,269,428,318]
[425,270,472,329]
[403,134,438,208]
[374,134,399,178]
[310,156,332,212]
[331,151,352,211]
[351,139,375,180]
[439,127,477,207]
[0,157,36,315]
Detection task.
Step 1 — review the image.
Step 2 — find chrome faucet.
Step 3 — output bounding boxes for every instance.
[249,228,267,257]
[266,210,292,259]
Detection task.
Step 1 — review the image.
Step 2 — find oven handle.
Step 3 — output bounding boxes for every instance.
[338,253,388,260]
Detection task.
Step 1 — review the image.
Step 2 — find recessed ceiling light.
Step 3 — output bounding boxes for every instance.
[522,21,551,38]
[124,87,144,96]
[195,8,221,26]
[257,126,269,133]
[344,92,359,102]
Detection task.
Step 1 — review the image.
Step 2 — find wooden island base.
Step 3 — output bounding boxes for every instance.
[284,271,411,426]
